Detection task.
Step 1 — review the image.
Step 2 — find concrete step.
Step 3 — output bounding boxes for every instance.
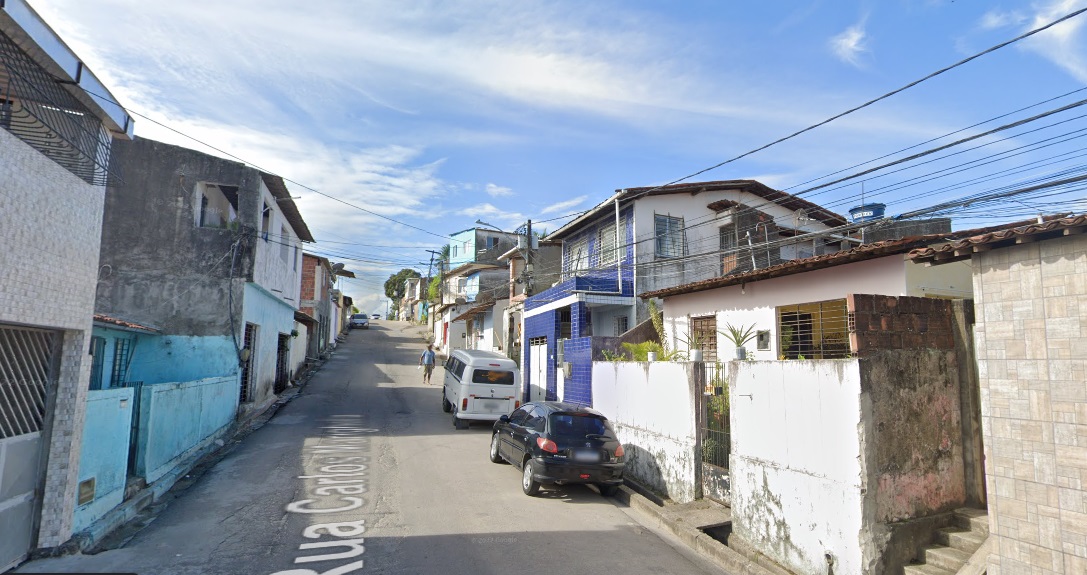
[923,544,971,572]
[935,526,987,553]
[954,507,990,535]
[903,563,954,575]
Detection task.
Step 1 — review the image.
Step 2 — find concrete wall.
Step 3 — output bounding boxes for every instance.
[972,234,1087,575]
[242,283,296,406]
[251,179,303,308]
[73,387,134,532]
[0,126,105,547]
[135,376,237,484]
[290,322,309,378]
[730,360,866,575]
[126,334,238,384]
[729,353,968,575]
[592,361,699,502]
[98,137,257,335]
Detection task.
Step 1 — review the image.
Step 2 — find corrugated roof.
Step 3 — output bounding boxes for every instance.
[908,214,1087,265]
[643,218,1043,299]
[549,180,847,240]
[453,300,496,322]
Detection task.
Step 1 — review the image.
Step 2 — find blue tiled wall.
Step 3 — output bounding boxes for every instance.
[562,336,593,406]
[524,310,559,402]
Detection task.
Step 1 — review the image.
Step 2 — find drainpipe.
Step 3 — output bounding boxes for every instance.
[754,221,771,267]
[745,231,757,270]
[614,198,622,292]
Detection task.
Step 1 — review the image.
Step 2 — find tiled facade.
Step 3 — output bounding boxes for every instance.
[973,234,1087,575]
[0,127,105,547]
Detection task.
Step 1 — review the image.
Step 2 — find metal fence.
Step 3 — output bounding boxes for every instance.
[699,362,730,469]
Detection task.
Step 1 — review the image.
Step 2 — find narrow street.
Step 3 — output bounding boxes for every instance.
[17,322,729,575]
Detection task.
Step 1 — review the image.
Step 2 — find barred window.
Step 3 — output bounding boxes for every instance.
[777,299,850,359]
[597,219,624,267]
[568,238,589,273]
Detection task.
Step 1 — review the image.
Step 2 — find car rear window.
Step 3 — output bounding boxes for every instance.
[549,413,609,437]
[352,314,366,319]
[470,369,515,385]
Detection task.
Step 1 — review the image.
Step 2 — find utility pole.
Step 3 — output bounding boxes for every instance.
[523,219,533,296]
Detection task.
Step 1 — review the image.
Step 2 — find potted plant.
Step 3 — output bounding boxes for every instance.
[719,322,757,360]
[681,330,708,362]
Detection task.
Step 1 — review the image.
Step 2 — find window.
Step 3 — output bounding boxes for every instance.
[110,339,132,388]
[655,214,686,258]
[568,238,589,273]
[197,183,239,229]
[487,236,499,249]
[615,315,629,336]
[690,316,718,362]
[549,413,608,437]
[777,299,850,359]
[88,336,106,390]
[261,202,271,240]
[527,406,547,432]
[597,220,622,267]
[280,225,290,262]
[720,224,738,275]
[293,246,299,271]
[472,369,515,385]
[509,407,531,426]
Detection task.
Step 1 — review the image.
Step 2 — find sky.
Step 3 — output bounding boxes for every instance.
[28,0,1087,311]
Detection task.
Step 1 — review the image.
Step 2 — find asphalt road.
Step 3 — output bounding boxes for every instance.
[17,321,729,575]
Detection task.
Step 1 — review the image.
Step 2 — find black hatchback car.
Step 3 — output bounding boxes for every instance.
[490,401,625,496]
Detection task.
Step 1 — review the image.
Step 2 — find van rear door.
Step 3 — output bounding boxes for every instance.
[466,366,519,416]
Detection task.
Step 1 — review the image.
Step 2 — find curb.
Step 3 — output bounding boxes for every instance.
[613,484,781,575]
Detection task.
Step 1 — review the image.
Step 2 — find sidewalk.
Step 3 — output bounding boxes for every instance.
[614,481,791,575]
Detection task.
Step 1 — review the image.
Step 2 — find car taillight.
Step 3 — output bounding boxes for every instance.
[514,400,521,409]
[462,398,468,410]
[537,437,558,453]
[614,445,625,458]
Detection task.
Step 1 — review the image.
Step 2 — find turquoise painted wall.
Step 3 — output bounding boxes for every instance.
[74,387,134,532]
[242,283,298,403]
[127,334,238,384]
[136,376,237,483]
[91,326,237,386]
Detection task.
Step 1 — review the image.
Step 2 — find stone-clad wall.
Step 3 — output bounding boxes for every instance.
[973,234,1087,575]
[0,128,104,547]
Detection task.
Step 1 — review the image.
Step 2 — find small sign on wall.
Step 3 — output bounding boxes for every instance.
[78,477,96,505]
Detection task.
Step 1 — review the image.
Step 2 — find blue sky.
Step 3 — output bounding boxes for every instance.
[32,0,1087,310]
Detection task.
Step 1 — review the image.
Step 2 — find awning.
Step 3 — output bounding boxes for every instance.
[453,301,495,322]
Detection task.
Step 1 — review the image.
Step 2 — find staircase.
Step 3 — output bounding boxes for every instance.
[904,508,989,575]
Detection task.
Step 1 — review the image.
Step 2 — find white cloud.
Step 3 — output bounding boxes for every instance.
[979,9,1026,30]
[541,196,587,214]
[485,183,514,197]
[829,21,870,68]
[1021,0,1087,83]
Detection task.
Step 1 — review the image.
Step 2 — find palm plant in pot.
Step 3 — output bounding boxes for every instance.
[719,322,757,360]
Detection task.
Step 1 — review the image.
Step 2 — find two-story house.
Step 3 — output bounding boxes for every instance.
[0,2,134,567]
[521,180,849,404]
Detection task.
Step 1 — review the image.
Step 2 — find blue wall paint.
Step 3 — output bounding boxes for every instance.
[92,327,238,386]
[243,283,298,401]
[74,387,134,532]
[136,376,237,483]
[448,229,477,268]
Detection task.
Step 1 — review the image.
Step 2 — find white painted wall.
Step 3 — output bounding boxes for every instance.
[662,256,916,360]
[252,179,303,309]
[290,322,309,376]
[592,361,699,503]
[730,360,865,575]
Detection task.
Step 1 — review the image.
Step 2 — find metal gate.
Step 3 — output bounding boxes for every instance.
[699,362,731,504]
[239,323,257,403]
[274,333,290,394]
[528,337,547,402]
[0,324,61,572]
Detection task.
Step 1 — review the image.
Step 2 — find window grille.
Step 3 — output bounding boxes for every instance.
[720,224,738,275]
[110,339,133,387]
[597,219,623,267]
[559,308,572,339]
[568,238,588,274]
[777,299,851,359]
[655,214,686,258]
[0,324,60,439]
[614,315,629,336]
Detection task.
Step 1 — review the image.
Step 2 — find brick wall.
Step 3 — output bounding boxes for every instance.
[847,294,954,356]
[973,235,1087,575]
[0,128,105,547]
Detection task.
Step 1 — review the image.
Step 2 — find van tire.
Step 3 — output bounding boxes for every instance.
[442,391,452,413]
[489,434,505,464]
[598,484,619,497]
[453,408,469,430]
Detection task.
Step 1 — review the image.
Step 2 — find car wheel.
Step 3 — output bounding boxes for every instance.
[489,434,505,464]
[521,459,540,496]
[598,484,619,497]
[441,391,452,413]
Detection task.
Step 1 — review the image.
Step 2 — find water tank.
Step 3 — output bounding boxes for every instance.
[849,203,885,223]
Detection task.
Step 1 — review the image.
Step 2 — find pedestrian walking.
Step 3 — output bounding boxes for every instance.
[419,344,436,385]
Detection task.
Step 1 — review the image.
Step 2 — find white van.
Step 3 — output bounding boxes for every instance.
[442,349,522,430]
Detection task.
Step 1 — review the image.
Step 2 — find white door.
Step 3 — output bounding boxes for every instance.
[529,341,547,402]
[555,364,565,402]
